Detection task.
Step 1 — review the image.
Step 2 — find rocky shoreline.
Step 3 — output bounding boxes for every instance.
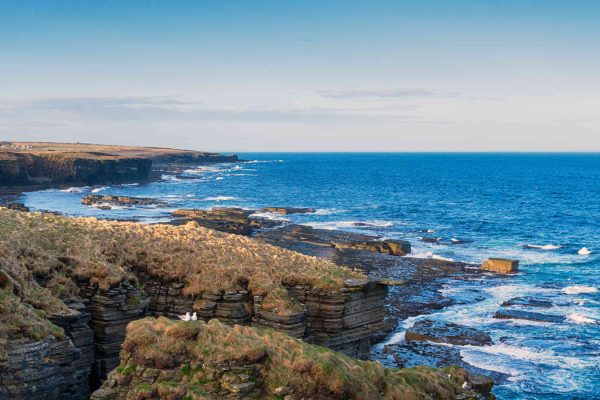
[0,150,520,399]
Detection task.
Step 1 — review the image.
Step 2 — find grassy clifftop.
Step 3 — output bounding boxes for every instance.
[0,208,363,353]
[95,317,485,400]
[0,142,238,186]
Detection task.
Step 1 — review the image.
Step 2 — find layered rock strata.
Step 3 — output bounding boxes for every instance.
[140,274,387,358]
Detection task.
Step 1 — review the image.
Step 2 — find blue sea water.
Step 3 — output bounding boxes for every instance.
[23,153,599,399]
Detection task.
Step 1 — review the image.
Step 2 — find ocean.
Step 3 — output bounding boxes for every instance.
[23,153,599,399]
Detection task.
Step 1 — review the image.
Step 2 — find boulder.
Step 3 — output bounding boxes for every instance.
[481,258,519,274]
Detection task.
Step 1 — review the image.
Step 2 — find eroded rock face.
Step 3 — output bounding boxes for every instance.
[140,274,387,359]
[0,302,96,400]
[82,282,150,387]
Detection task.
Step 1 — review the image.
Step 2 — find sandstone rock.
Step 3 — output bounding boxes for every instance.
[481,258,519,274]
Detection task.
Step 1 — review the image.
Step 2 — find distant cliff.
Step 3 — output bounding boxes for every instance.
[0,142,238,187]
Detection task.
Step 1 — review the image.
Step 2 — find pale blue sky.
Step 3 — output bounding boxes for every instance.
[1,1,599,151]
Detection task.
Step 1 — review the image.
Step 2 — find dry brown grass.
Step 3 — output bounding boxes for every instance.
[114,317,472,400]
[0,208,363,345]
[2,142,219,160]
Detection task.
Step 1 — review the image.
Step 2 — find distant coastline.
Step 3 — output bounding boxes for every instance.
[0,142,239,195]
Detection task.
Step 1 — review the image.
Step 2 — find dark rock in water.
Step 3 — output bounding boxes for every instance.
[421,236,443,244]
[82,194,165,207]
[172,207,281,235]
[405,319,493,346]
[258,223,412,256]
[260,206,316,214]
[383,340,509,385]
[501,296,553,308]
[494,309,565,323]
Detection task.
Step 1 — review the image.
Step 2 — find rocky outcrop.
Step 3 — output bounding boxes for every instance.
[82,194,164,207]
[259,224,412,257]
[140,274,388,359]
[172,208,281,235]
[494,309,565,323]
[481,258,519,274]
[332,239,411,256]
[91,317,491,400]
[501,297,553,308]
[404,319,492,346]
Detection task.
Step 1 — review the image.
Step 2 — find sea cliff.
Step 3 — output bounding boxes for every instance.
[0,142,237,188]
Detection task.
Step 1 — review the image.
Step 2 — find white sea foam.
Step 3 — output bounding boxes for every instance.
[204,196,237,201]
[60,186,88,193]
[566,313,597,324]
[91,186,108,193]
[561,285,598,295]
[411,251,454,262]
[215,177,224,180]
[524,244,562,251]
[245,159,284,164]
[161,174,180,181]
[248,211,290,221]
[305,220,393,230]
[313,208,345,215]
[461,343,593,368]
[578,247,592,255]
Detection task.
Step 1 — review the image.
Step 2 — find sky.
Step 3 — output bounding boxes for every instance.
[1,0,600,152]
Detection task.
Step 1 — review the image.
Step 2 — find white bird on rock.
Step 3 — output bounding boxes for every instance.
[179,312,191,321]
[191,312,198,321]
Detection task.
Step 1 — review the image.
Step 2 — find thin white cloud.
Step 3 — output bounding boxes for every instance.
[319,88,438,99]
